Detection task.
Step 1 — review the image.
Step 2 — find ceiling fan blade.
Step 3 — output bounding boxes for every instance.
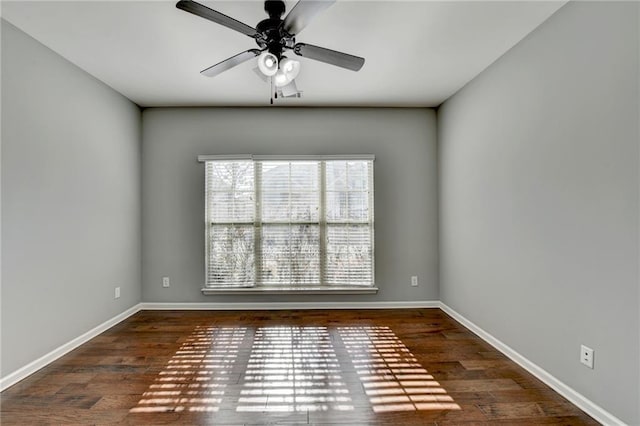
[201,49,261,77]
[176,0,259,38]
[282,0,335,36]
[293,43,364,71]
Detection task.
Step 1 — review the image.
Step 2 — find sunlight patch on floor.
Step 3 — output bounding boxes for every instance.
[338,326,461,413]
[130,324,459,414]
[130,326,246,413]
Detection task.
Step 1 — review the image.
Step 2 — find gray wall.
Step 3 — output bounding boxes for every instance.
[438,2,639,424]
[142,108,437,303]
[1,21,142,377]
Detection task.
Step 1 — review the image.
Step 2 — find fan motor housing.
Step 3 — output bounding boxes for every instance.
[256,17,292,59]
[256,0,293,59]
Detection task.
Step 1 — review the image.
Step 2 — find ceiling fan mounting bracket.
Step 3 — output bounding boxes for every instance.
[264,0,286,19]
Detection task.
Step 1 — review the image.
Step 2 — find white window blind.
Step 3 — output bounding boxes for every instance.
[203,156,374,289]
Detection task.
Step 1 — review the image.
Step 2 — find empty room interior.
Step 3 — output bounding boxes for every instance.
[1,0,639,424]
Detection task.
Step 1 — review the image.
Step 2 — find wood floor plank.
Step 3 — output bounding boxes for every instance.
[477,401,545,419]
[0,309,597,425]
[436,379,523,392]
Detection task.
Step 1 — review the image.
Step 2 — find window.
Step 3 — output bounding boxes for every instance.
[201,155,375,293]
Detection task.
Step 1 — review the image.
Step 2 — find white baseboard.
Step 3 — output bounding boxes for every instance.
[140,301,439,310]
[439,302,625,426]
[0,303,142,392]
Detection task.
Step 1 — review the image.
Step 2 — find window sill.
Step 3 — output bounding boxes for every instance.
[201,287,379,295]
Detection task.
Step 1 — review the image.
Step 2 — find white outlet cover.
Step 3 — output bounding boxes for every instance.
[580,345,594,369]
[162,277,170,288]
[115,287,120,299]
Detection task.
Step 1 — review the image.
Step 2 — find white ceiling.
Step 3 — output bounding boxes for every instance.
[1,0,566,107]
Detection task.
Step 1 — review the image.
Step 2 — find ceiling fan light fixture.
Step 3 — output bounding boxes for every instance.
[274,57,301,87]
[258,51,278,76]
[279,57,300,80]
[274,70,290,87]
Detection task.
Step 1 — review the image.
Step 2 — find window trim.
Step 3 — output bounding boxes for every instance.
[198,154,376,162]
[201,286,379,295]
[200,154,376,294]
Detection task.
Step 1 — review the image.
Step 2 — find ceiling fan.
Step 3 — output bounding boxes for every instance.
[176,0,365,101]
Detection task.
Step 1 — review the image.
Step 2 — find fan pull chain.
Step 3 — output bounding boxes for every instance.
[270,76,274,105]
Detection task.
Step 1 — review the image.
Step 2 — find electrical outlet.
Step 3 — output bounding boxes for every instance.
[580,345,594,369]
[411,276,418,287]
[162,276,170,288]
[114,287,121,299]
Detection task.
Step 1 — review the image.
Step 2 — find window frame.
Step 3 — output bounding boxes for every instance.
[199,154,377,294]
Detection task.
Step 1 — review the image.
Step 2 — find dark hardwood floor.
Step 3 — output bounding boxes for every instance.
[0,309,597,425]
